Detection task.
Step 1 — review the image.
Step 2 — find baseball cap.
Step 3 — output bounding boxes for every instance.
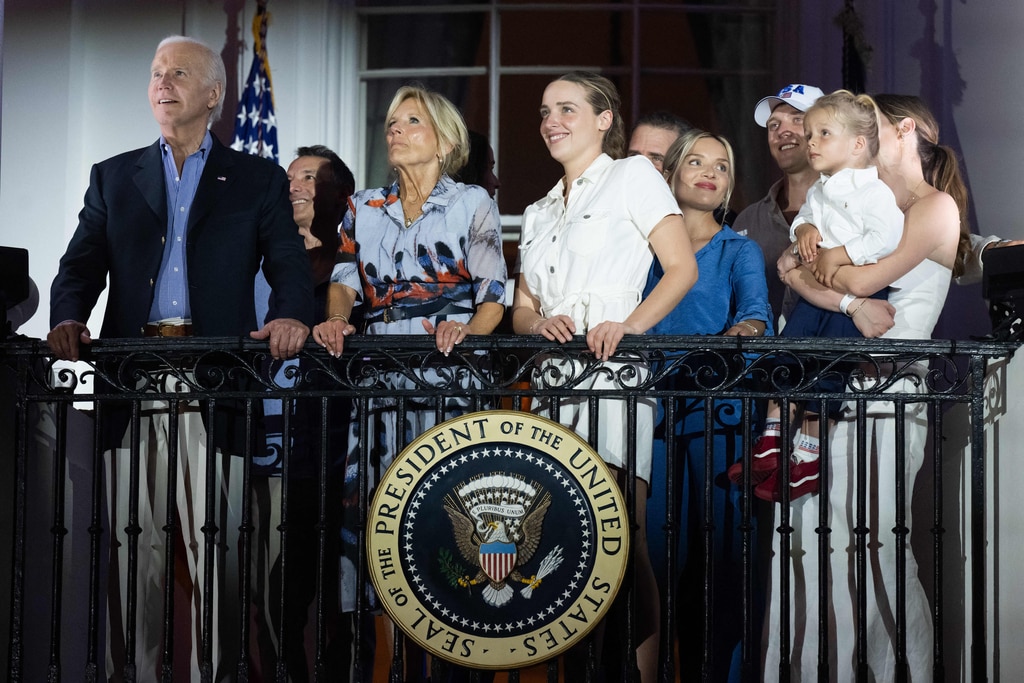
[753,84,825,127]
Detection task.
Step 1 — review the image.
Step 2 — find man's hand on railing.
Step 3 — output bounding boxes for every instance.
[47,320,92,361]
[250,317,310,359]
[851,299,896,338]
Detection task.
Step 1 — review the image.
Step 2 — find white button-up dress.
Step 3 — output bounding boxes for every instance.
[517,153,682,481]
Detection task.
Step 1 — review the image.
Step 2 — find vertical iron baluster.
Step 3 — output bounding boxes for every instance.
[312,395,330,681]
[740,396,755,682]
[969,355,987,683]
[777,397,793,683]
[854,399,868,683]
[354,394,373,683]
[626,392,639,683]
[930,403,945,682]
[701,396,715,682]
[125,400,142,683]
[816,397,831,683]
[47,401,68,682]
[86,401,106,681]
[275,396,293,683]
[200,398,217,683]
[660,395,677,683]
[237,400,255,683]
[894,398,908,683]
[159,395,180,683]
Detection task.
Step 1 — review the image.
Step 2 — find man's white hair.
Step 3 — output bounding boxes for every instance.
[156,35,227,124]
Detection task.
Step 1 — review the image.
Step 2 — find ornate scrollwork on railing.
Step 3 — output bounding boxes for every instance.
[2,335,1016,403]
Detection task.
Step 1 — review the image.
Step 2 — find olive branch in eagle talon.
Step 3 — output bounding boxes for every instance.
[438,547,469,589]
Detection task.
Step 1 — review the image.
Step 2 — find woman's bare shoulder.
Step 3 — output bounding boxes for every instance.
[905,189,960,266]
[908,190,960,231]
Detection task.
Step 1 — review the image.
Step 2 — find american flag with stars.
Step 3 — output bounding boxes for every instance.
[231,3,278,163]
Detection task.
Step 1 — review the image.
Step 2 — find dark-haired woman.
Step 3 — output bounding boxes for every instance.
[765,93,973,680]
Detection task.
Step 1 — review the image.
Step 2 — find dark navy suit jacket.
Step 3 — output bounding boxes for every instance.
[51,134,312,336]
[50,134,314,450]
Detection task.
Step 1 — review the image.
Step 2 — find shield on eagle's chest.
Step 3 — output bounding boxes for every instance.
[479,541,517,583]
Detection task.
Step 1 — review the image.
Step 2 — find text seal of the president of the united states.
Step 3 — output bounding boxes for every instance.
[367,410,630,669]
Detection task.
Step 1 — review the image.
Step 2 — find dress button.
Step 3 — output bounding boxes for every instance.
[583,214,590,219]
[576,179,583,186]
[549,266,554,273]
[551,235,556,242]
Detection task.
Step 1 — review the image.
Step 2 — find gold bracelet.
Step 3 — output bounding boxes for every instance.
[327,314,349,324]
[849,299,868,318]
[529,317,545,334]
[739,320,760,336]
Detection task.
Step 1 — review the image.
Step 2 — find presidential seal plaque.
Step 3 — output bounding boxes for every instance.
[367,410,630,669]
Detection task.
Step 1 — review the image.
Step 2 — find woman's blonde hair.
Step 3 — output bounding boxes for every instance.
[553,71,625,159]
[385,85,469,176]
[663,129,736,217]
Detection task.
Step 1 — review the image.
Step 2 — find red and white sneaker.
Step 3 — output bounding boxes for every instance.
[727,429,781,486]
[753,457,820,502]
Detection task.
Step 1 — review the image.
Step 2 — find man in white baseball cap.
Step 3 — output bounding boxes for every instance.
[734,83,825,328]
[753,83,826,127]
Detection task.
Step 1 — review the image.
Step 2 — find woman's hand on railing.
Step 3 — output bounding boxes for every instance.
[422,318,467,356]
[851,299,896,338]
[312,318,355,358]
[532,314,576,344]
[587,320,640,362]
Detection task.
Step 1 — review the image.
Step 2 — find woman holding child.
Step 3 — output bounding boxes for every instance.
[763,93,972,680]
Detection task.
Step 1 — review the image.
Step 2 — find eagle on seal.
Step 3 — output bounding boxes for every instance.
[444,490,552,607]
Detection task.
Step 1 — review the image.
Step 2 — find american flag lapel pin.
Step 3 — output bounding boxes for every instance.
[217,176,227,182]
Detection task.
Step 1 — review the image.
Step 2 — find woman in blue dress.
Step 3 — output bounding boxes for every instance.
[645,129,772,682]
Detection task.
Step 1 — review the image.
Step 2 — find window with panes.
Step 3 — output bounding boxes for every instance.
[356,1,777,231]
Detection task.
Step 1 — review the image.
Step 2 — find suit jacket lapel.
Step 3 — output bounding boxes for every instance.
[189,136,237,234]
[133,141,166,223]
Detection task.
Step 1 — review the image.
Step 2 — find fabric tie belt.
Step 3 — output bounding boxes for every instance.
[143,322,194,337]
[366,299,473,324]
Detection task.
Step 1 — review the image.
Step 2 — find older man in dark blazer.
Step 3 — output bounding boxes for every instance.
[47,35,311,680]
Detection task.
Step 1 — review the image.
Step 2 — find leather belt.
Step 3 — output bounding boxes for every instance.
[143,322,194,337]
[366,299,473,324]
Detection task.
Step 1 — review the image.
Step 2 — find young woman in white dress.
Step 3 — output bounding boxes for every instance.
[512,71,697,682]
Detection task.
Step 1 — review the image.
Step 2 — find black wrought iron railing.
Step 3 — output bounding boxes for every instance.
[0,334,1016,682]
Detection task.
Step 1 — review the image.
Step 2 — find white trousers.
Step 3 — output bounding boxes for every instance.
[105,398,243,681]
[763,385,934,682]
